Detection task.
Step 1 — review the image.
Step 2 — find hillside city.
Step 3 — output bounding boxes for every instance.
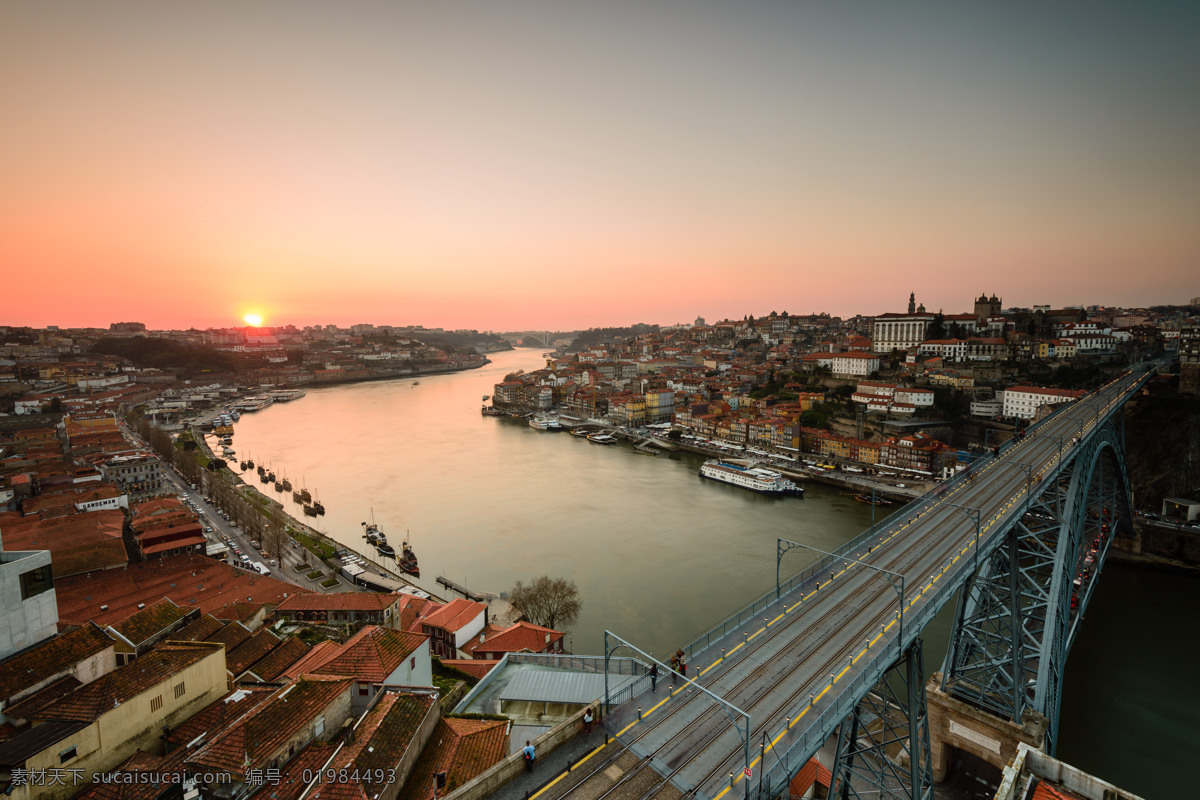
[1,292,1198,800]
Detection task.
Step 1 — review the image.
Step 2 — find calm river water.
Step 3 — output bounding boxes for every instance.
[230,348,1192,797]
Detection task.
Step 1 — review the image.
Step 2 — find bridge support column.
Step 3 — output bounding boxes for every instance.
[926,671,1047,784]
[829,638,932,800]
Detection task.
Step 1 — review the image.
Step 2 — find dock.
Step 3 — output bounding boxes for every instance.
[437,575,486,601]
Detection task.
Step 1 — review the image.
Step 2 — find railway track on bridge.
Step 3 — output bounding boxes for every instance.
[565,368,1152,800]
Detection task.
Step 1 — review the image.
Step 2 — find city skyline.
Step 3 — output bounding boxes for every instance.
[3,1,1197,331]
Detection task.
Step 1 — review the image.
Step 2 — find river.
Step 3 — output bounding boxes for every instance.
[229,348,1192,797]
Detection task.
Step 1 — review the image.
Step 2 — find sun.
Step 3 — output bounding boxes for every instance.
[243,314,263,327]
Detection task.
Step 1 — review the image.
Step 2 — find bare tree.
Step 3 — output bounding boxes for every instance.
[262,518,287,558]
[509,575,581,631]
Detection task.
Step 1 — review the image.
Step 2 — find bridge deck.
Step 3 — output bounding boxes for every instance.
[558,368,1151,800]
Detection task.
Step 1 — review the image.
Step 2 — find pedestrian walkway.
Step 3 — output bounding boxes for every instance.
[487,729,609,800]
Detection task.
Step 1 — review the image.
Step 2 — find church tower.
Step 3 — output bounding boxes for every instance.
[908,291,916,314]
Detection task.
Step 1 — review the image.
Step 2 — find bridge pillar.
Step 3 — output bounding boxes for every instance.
[925,671,1047,783]
[829,638,932,800]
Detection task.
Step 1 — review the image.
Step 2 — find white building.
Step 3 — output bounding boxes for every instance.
[871,313,936,353]
[830,352,881,377]
[1002,385,1085,420]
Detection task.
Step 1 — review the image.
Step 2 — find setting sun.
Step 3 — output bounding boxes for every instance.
[243,314,263,327]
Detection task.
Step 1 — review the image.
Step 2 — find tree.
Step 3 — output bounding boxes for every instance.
[509,575,582,630]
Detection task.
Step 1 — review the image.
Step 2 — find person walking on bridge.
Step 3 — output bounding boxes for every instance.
[523,741,535,772]
[650,662,658,692]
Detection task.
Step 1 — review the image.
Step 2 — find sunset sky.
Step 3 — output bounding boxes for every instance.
[3,1,1197,331]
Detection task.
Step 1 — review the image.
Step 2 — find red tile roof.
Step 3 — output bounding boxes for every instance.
[0,623,115,704]
[0,509,128,576]
[54,553,306,628]
[309,691,438,800]
[243,637,311,682]
[420,599,485,634]
[282,641,343,681]
[107,598,196,648]
[2,675,83,721]
[439,660,501,681]
[186,676,353,778]
[73,748,190,800]
[35,642,223,723]
[247,742,337,800]
[164,686,277,749]
[397,717,508,800]
[275,593,398,613]
[210,621,254,652]
[462,621,564,657]
[308,626,428,683]
[226,629,283,676]
[173,614,227,643]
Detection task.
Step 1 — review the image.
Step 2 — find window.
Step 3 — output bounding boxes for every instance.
[151,695,163,712]
[410,657,416,671]
[314,717,325,737]
[173,681,186,699]
[358,686,369,697]
[60,745,77,764]
[19,565,53,600]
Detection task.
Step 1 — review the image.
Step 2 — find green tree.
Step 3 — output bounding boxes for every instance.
[509,575,582,630]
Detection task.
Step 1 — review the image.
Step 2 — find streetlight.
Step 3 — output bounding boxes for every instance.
[943,503,983,573]
[777,538,905,658]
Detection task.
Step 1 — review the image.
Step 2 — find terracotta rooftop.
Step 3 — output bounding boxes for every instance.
[107,598,196,648]
[215,601,267,624]
[186,675,353,778]
[398,717,508,800]
[54,553,305,628]
[275,592,397,613]
[247,742,336,800]
[164,686,277,749]
[226,628,282,676]
[243,637,311,683]
[281,640,342,681]
[307,626,428,683]
[36,642,223,723]
[420,599,486,634]
[440,660,501,681]
[73,748,189,800]
[209,621,253,652]
[173,614,226,643]
[462,621,564,657]
[0,622,115,704]
[2,675,83,722]
[0,508,128,576]
[310,691,438,800]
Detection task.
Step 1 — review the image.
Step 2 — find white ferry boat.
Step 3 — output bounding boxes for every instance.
[698,460,804,496]
[529,415,564,431]
[270,388,307,402]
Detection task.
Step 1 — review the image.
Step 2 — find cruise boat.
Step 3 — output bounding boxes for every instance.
[587,433,617,445]
[698,460,804,496]
[270,388,306,402]
[528,415,563,431]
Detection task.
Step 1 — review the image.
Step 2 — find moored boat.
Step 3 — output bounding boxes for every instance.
[528,415,563,431]
[481,405,506,416]
[698,459,803,496]
[398,541,419,577]
[587,433,617,445]
[303,504,318,516]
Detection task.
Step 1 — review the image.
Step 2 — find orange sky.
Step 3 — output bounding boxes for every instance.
[2,2,1197,331]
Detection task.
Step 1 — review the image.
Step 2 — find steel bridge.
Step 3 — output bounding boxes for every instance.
[568,364,1156,800]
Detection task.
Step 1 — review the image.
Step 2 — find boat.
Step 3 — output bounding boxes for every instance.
[852,492,895,506]
[300,487,312,503]
[222,446,236,456]
[240,461,248,471]
[246,458,255,469]
[698,459,804,496]
[303,504,318,517]
[397,540,419,577]
[412,381,419,387]
[257,465,265,476]
[482,394,490,401]
[529,415,564,431]
[377,542,396,558]
[221,436,233,445]
[280,477,292,492]
[587,433,617,445]
[274,481,284,493]
[292,489,304,502]
[362,513,387,545]
[267,471,276,483]
[481,406,506,416]
[569,428,591,438]
[313,495,325,515]
[259,472,270,483]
